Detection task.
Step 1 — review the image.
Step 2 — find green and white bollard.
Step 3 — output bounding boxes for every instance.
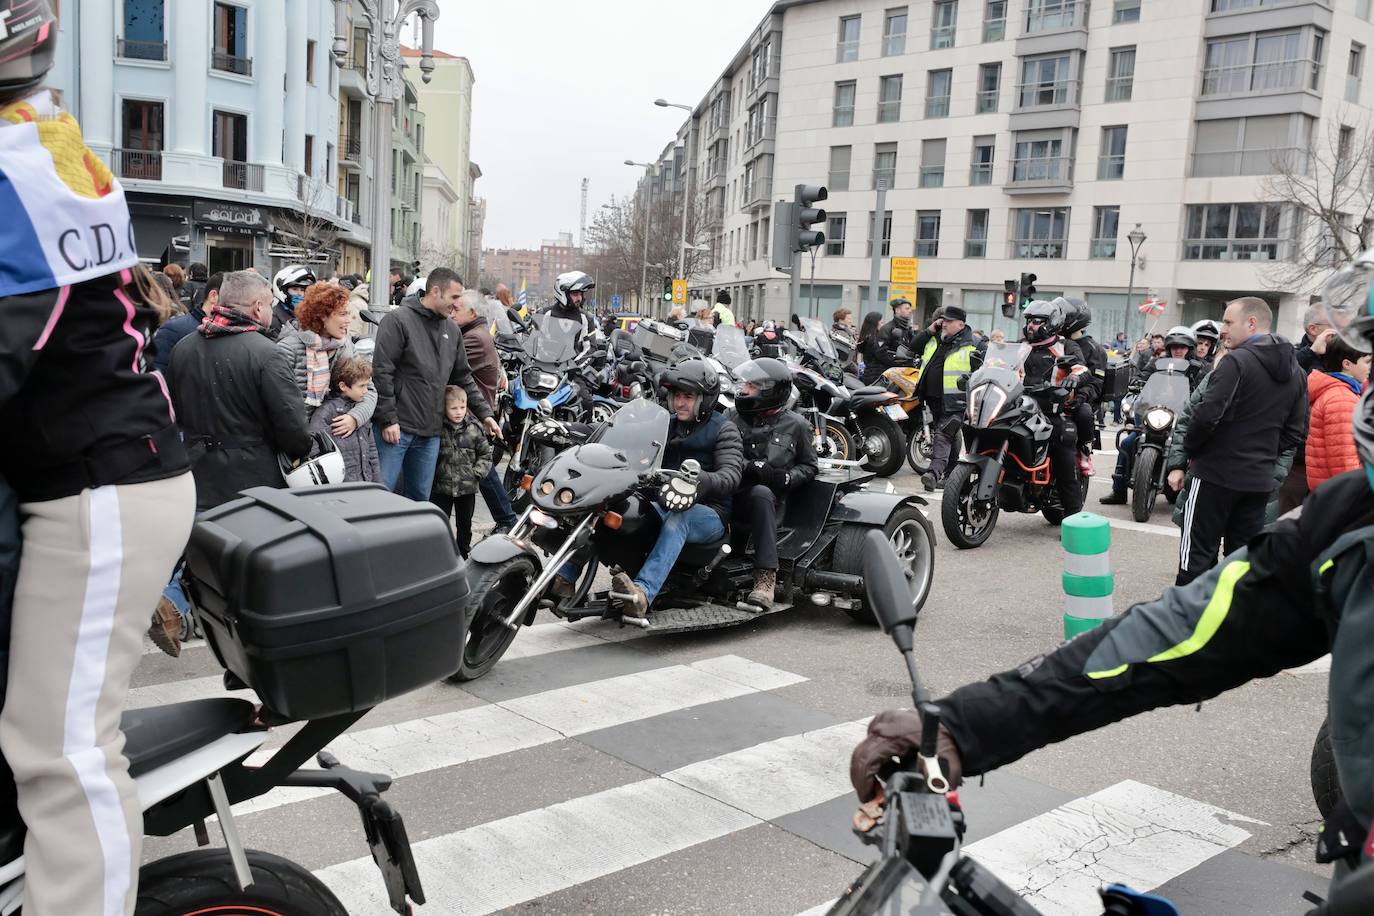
[1062,512,1113,638]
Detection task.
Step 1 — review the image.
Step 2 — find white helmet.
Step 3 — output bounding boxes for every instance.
[554,270,595,308]
[353,337,375,361]
[407,274,427,297]
[279,433,346,488]
[272,265,316,304]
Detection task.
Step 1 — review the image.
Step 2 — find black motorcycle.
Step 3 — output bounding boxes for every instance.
[1120,357,1191,523]
[455,398,935,680]
[942,342,1088,549]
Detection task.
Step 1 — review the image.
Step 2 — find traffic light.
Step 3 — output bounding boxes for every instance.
[1020,272,1038,306]
[662,275,672,301]
[1002,279,1019,318]
[793,184,828,253]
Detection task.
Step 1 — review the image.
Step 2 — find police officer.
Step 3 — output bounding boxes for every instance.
[1021,299,1088,518]
[730,358,818,609]
[910,305,985,491]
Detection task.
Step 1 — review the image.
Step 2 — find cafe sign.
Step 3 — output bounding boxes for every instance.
[193,201,265,236]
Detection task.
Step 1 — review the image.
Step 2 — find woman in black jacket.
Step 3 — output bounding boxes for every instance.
[858,311,884,385]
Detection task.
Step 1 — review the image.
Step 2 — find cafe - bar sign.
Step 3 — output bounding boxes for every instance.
[193,201,264,236]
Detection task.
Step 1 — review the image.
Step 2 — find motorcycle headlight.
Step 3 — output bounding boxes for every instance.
[630,382,642,398]
[538,372,559,390]
[1145,408,1174,431]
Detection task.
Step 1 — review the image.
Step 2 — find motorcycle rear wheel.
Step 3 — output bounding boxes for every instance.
[858,411,905,478]
[941,463,999,549]
[905,421,933,475]
[1312,716,1340,819]
[818,421,856,462]
[832,507,935,625]
[1131,447,1160,523]
[135,849,347,916]
[451,555,536,682]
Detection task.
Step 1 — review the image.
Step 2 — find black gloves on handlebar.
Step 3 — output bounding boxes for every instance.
[756,462,790,494]
[849,709,964,804]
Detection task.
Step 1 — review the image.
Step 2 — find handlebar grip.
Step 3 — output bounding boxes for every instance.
[919,703,941,758]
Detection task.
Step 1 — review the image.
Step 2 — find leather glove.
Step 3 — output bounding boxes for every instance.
[849,709,963,804]
[740,462,760,486]
[757,463,790,493]
[659,475,698,512]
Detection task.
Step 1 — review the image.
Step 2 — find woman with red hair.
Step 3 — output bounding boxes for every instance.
[277,282,377,438]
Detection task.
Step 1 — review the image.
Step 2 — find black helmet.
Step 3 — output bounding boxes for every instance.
[1061,298,1092,335]
[1163,325,1196,354]
[1022,299,1063,343]
[0,1,56,104]
[658,356,720,422]
[733,357,793,418]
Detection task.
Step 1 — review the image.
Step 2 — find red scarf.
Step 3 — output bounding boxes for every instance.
[199,304,265,338]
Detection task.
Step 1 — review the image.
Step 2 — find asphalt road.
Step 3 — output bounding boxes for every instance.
[131,434,1330,915]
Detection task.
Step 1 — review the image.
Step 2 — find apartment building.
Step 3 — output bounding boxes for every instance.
[482,247,542,294]
[409,49,479,279]
[649,0,1373,340]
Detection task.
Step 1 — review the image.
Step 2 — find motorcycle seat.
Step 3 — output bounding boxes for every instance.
[121,697,260,779]
[678,531,731,566]
[851,386,889,397]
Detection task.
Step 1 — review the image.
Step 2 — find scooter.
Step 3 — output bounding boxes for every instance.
[454,398,935,681]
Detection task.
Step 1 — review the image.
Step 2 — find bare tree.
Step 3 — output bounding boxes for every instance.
[418,233,466,278]
[1260,113,1374,293]
[584,185,715,310]
[274,177,342,270]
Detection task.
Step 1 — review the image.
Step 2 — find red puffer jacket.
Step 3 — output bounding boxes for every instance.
[1306,370,1362,490]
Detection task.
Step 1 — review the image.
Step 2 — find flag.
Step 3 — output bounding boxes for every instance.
[1137,298,1166,317]
[517,279,528,317]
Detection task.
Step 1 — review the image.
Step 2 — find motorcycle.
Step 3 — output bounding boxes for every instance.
[941,342,1089,549]
[501,314,590,508]
[1119,358,1191,523]
[829,529,1180,916]
[455,398,935,680]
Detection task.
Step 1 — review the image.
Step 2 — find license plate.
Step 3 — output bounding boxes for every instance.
[884,404,907,420]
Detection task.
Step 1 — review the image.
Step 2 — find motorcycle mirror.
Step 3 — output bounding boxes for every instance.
[861,529,918,635]
[956,373,970,392]
[359,308,381,325]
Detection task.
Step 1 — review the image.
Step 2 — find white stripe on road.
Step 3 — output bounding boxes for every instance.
[795,902,836,916]
[317,720,865,915]
[228,655,807,816]
[964,779,1263,916]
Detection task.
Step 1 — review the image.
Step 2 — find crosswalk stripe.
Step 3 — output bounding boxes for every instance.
[964,779,1263,915]
[316,720,866,915]
[227,655,807,817]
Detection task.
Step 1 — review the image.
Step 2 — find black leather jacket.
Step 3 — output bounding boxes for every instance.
[729,408,818,496]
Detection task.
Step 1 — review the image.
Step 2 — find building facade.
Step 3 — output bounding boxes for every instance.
[482,247,542,294]
[420,160,461,271]
[643,0,1374,340]
[538,232,584,300]
[409,49,478,279]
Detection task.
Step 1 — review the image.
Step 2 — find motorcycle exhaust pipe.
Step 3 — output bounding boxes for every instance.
[804,569,864,596]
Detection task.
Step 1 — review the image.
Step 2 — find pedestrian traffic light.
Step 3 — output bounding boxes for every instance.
[1002,279,1019,318]
[1020,272,1038,306]
[793,184,828,253]
[662,275,672,301]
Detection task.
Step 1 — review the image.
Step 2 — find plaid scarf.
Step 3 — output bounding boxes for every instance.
[199,304,265,338]
[297,329,343,406]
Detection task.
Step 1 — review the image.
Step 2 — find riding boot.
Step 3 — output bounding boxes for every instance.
[148,596,182,658]
[746,569,776,611]
[610,570,649,618]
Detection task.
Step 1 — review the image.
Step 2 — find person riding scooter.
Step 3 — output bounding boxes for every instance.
[552,357,743,616]
[1020,300,1089,518]
[1101,326,1207,506]
[730,357,818,610]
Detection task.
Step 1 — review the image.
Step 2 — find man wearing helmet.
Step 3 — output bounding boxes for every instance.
[1060,299,1107,474]
[546,270,595,349]
[729,357,818,609]
[1192,319,1221,369]
[849,264,1374,916]
[1019,299,1089,517]
[269,264,317,339]
[556,358,743,617]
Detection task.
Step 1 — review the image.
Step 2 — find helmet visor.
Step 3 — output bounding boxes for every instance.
[1320,260,1374,350]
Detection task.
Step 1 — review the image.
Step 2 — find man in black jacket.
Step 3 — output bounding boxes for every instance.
[168,270,312,511]
[153,272,222,375]
[865,298,918,383]
[910,306,985,490]
[1021,300,1089,517]
[1176,297,1308,585]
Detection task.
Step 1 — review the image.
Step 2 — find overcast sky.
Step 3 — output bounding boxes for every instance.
[431,0,774,251]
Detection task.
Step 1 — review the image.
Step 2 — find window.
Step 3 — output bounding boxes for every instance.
[1027,0,1084,33]
[931,0,957,49]
[977,62,1001,113]
[1184,203,1288,260]
[878,75,903,123]
[1019,55,1072,108]
[917,211,941,257]
[1099,126,1127,179]
[1091,206,1120,258]
[1191,113,1310,176]
[212,3,250,75]
[833,81,856,126]
[1012,135,1067,182]
[304,134,314,177]
[983,0,1006,41]
[926,69,952,117]
[212,110,247,162]
[120,0,166,60]
[1339,125,1354,162]
[118,99,163,179]
[837,15,861,63]
[867,210,894,257]
[1313,29,1326,91]
[883,8,908,56]
[1012,207,1069,258]
[874,142,898,189]
[827,213,848,256]
[965,209,989,258]
[1113,0,1140,23]
[971,136,995,184]
[306,39,316,84]
[920,139,947,187]
[829,145,852,191]
[1349,42,1364,103]
[1202,31,1304,96]
[1106,47,1135,101]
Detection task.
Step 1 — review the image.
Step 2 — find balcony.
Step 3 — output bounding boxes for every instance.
[1016,78,1080,109]
[925,95,951,118]
[111,148,162,181]
[1200,58,1313,96]
[745,117,777,152]
[1190,146,1306,177]
[742,174,773,210]
[747,54,781,99]
[883,32,907,56]
[877,99,902,122]
[976,88,999,113]
[1011,238,1068,258]
[1090,239,1118,258]
[836,39,860,63]
[339,55,367,95]
[1006,155,1074,192]
[919,166,945,188]
[1105,74,1133,102]
[222,160,264,192]
[336,196,355,225]
[703,158,727,191]
[1025,1,1089,33]
[931,24,956,49]
[984,15,1007,42]
[116,38,167,62]
[970,161,995,185]
[1182,238,1291,261]
[211,50,253,77]
[339,134,362,167]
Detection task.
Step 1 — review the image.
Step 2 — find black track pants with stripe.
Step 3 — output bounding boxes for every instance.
[1175,477,1267,587]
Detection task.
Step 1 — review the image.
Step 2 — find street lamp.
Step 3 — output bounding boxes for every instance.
[655,98,697,287]
[1125,223,1147,341]
[626,159,657,314]
[332,0,440,314]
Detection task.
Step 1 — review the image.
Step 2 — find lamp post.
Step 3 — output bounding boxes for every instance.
[626,159,656,314]
[654,99,696,286]
[1125,223,1147,342]
[331,0,440,315]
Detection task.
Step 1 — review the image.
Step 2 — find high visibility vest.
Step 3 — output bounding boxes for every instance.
[921,336,976,413]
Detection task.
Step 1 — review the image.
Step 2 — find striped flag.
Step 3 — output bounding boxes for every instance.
[517,279,527,308]
[1137,297,1167,317]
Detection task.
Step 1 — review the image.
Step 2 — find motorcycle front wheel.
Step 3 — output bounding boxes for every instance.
[1312,716,1340,819]
[817,420,856,461]
[136,849,347,916]
[941,463,999,549]
[1131,446,1161,522]
[451,555,536,682]
[905,421,933,475]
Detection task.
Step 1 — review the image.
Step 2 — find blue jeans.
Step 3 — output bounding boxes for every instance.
[479,465,518,529]
[1111,431,1140,495]
[376,429,441,502]
[560,503,725,604]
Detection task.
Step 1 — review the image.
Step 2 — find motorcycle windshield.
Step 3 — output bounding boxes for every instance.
[966,342,1031,427]
[588,398,670,471]
[1137,363,1191,413]
[633,321,685,363]
[713,326,750,372]
[524,315,582,364]
[800,317,839,360]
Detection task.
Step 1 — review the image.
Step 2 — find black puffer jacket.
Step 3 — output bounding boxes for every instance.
[1073,333,1108,405]
[730,408,818,497]
[372,294,492,437]
[867,316,916,381]
[168,326,312,511]
[663,412,744,522]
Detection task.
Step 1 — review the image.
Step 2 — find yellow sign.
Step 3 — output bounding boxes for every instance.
[672,279,688,306]
[890,257,919,302]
